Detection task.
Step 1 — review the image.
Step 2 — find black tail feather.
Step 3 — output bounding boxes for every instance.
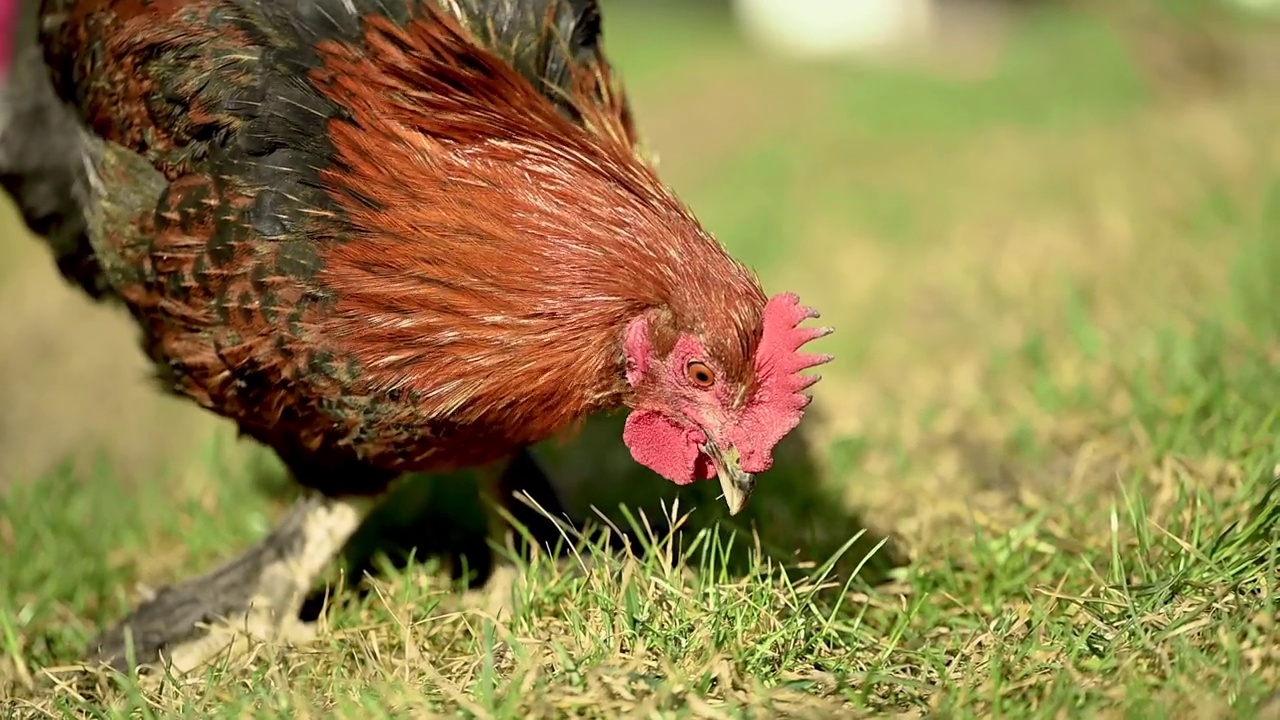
[0,1,105,298]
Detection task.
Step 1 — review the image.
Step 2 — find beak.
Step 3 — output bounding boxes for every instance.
[704,439,756,516]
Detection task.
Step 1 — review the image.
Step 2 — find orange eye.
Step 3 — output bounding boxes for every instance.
[686,361,715,388]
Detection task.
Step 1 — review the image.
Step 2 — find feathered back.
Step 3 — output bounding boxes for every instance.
[30,0,637,304]
[41,0,632,176]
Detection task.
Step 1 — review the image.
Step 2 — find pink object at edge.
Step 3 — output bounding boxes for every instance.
[0,0,18,79]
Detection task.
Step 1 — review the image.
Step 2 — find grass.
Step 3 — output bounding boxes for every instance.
[4,1,1280,717]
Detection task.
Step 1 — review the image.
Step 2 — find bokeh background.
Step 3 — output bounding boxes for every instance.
[6,1,1280,714]
[3,0,1280,595]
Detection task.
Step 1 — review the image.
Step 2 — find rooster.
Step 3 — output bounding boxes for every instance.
[2,0,831,673]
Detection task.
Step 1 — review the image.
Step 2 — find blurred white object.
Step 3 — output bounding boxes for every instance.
[732,0,936,58]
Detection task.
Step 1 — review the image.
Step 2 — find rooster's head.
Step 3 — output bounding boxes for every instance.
[621,292,831,515]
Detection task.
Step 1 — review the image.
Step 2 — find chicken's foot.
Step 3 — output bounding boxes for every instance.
[85,491,374,675]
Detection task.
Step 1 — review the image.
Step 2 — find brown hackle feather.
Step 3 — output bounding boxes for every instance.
[310,8,767,447]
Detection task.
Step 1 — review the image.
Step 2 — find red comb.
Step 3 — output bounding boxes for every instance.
[728,292,832,474]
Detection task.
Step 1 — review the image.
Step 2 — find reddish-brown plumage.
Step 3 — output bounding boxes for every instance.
[34,0,830,504]
[310,11,768,461]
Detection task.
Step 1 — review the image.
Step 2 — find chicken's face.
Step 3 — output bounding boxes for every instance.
[620,293,831,515]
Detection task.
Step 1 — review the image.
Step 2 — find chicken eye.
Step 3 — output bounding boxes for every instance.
[686,361,715,388]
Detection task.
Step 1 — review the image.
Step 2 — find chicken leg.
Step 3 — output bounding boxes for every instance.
[85,448,573,675]
[86,490,375,674]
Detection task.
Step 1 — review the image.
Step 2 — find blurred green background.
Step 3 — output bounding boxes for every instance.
[5,0,1280,714]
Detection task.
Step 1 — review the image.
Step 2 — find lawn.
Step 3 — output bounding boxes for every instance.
[2,2,1280,717]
